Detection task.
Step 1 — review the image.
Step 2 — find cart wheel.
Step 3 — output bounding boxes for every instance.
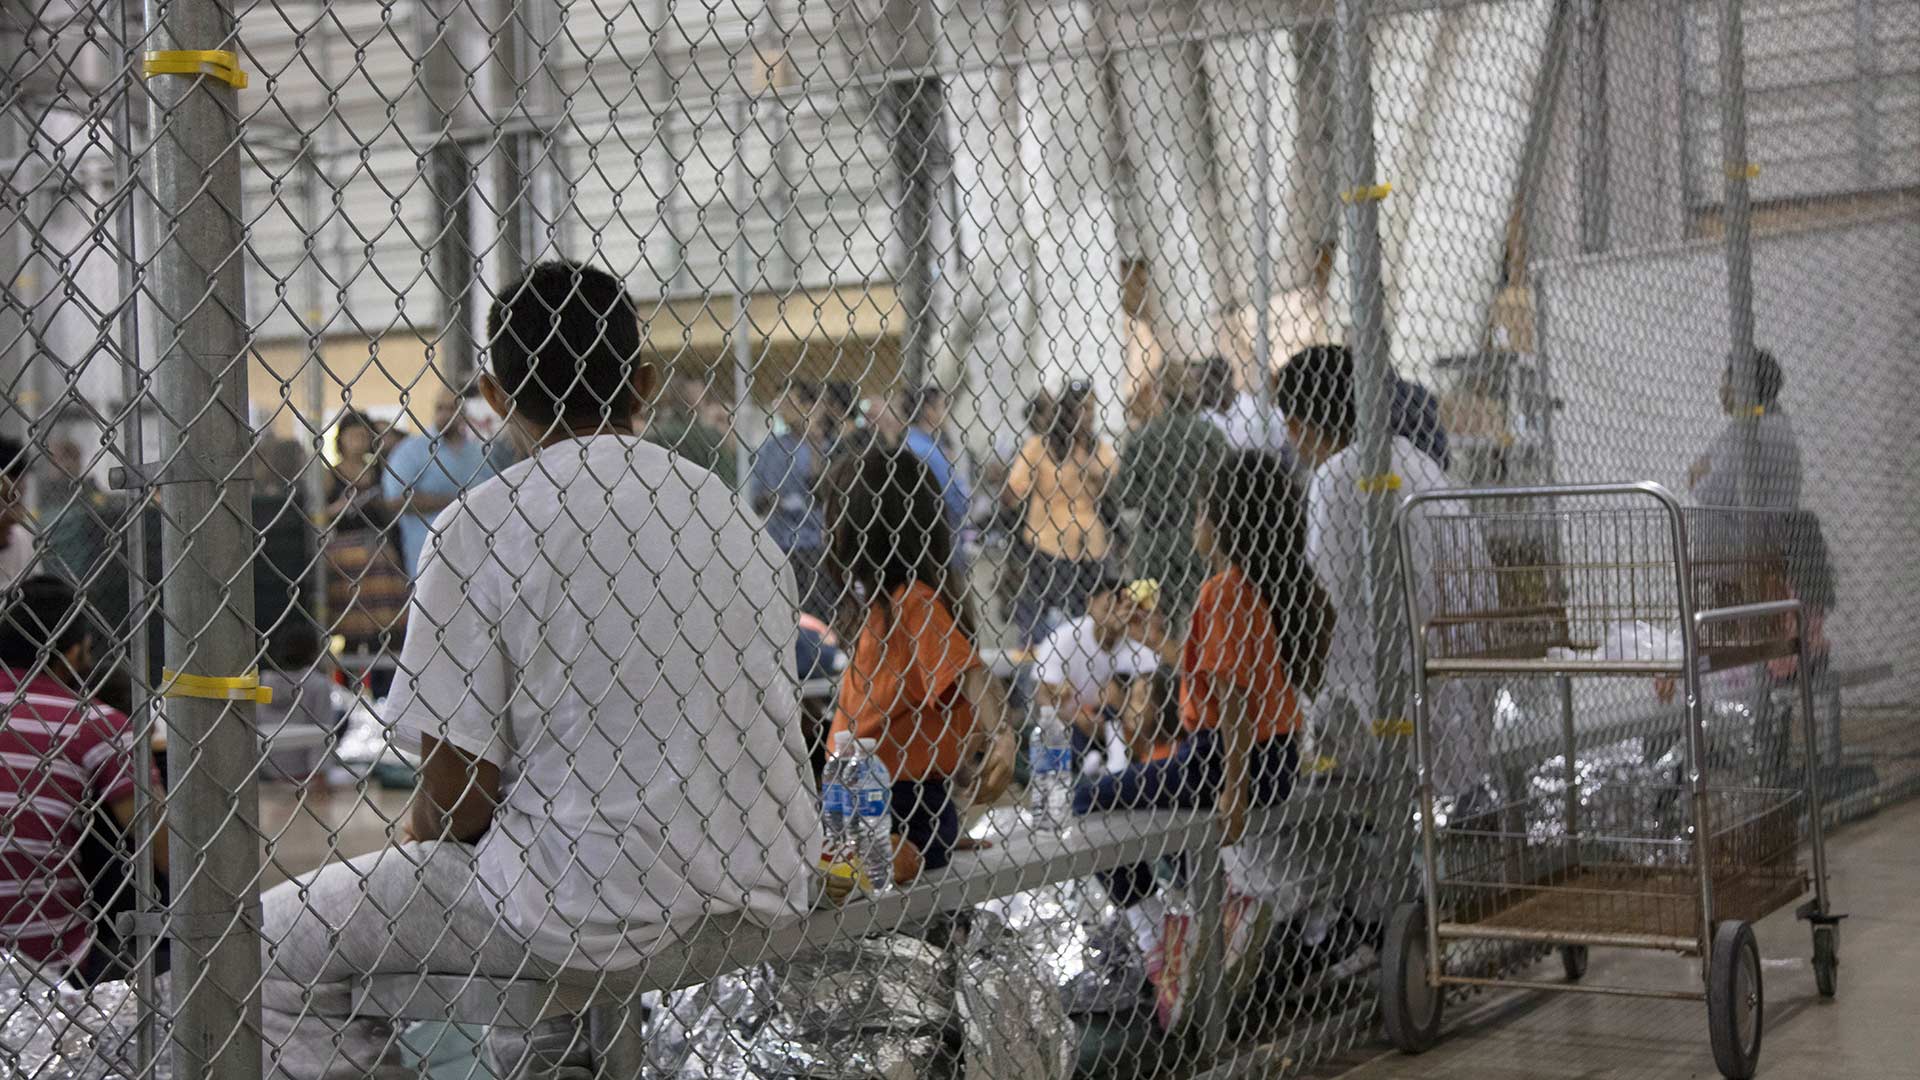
[1812,923,1839,999]
[1379,901,1443,1053]
[1708,920,1763,1080]
[1559,944,1588,982]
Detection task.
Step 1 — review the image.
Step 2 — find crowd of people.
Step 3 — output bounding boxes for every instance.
[0,253,1819,1076]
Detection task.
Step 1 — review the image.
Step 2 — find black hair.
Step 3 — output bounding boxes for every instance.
[1044,381,1095,463]
[1090,572,1131,599]
[0,576,95,671]
[1197,355,1237,412]
[825,444,973,644]
[0,435,26,483]
[901,384,945,424]
[1274,344,1358,447]
[1200,452,1332,696]
[487,261,645,429]
[1727,348,1784,408]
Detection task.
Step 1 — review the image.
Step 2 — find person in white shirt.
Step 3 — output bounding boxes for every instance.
[1275,345,1491,796]
[256,262,822,1079]
[1197,355,1293,459]
[1033,575,1165,775]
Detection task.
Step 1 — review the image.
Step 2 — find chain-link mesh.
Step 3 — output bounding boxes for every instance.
[0,0,1913,1075]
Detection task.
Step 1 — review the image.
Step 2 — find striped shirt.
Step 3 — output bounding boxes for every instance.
[0,668,144,969]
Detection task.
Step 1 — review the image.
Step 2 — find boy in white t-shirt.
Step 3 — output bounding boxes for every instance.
[1034,575,1167,775]
[256,262,821,1079]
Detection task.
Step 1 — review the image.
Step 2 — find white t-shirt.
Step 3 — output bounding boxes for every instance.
[1208,393,1291,457]
[1034,615,1159,775]
[1306,436,1492,792]
[1034,615,1159,714]
[387,435,820,971]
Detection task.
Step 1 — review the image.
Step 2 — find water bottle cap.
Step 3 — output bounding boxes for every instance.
[832,731,855,755]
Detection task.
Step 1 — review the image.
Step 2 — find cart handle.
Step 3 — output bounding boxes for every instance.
[1692,599,1804,628]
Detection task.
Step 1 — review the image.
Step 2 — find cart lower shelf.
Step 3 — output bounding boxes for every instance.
[1440,863,1808,951]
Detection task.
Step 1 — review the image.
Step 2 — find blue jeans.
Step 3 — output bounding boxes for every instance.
[1074,729,1298,907]
[893,777,959,871]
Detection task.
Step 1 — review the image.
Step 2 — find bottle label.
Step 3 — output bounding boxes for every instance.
[1032,746,1073,775]
[856,787,889,816]
[822,783,854,815]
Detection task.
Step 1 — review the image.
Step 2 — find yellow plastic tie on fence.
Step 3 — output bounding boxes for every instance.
[1749,405,1766,417]
[1356,473,1402,494]
[1340,182,1392,204]
[142,49,249,90]
[1725,162,1761,180]
[1372,717,1414,738]
[161,668,273,705]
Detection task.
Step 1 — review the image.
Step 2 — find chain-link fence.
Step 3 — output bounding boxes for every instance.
[0,0,1914,1074]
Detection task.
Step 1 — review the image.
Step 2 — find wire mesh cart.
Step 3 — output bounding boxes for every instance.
[1378,482,1840,1080]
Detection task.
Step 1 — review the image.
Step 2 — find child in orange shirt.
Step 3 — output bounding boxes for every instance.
[826,446,1017,877]
[1075,451,1331,902]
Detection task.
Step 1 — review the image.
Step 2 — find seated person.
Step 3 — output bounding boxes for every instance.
[1032,575,1163,776]
[0,576,167,984]
[256,261,822,1079]
[1073,452,1331,954]
[825,446,1016,882]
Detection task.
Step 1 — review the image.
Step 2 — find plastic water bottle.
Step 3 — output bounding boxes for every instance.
[1029,705,1075,831]
[821,732,862,888]
[852,738,895,895]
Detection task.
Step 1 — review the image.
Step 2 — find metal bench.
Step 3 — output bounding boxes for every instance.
[341,792,1370,1070]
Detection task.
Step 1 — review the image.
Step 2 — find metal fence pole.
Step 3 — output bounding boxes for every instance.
[1252,36,1275,386]
[0,35,29,441]
[1332,0,1405,791]
[1716,0,1760,509]
[141,0,267,1071]
[886,76,949,386]
[299,149,331,633]
[420,0,481,389]
[730,98,757,484]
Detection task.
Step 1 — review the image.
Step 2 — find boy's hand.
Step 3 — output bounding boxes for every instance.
[955,727,1017,805]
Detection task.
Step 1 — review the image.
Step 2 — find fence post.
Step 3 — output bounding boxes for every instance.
[141,0,267,1073]
[1716,0,1763,508]
[1328,0,1405,791]
[0,13,29,441]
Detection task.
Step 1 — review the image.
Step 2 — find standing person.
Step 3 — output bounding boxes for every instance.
[826,445,1016,879]
[751,381,834,620]
[381,392,499,579]
[0,576,167,983]
[323,411,410,658]
[1006,380,1117,646]
[1275,344,1489,788]
[1113,363,1231,622]
[256,261,820,1078]
[645,371,740,488]
[898,386,971,545]
[1688,347,1801,509]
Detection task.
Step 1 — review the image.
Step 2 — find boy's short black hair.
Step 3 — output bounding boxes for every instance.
[0,576,95,670]
[1274,344,1357,446]
[1727,347,1784,407]
[487,261,644,429]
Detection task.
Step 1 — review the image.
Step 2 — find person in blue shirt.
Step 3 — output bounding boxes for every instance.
[381,392,500,578]
[751,381,838,618]
[898,385,970,538]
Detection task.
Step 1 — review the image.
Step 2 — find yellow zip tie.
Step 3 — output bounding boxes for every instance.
[1372,717,1414,738]
[1302,754,1340,776]
[1749,405,1766,417]
[161,668,273,705]
[1340,182,1393,204]
[142,49,249,90]
[1357,473,1403,494]
[1725,162,1761,180]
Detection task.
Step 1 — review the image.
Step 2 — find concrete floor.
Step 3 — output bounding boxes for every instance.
[1328,796,1920,1080]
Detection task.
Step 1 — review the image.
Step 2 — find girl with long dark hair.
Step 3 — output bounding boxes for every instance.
[1074,450,1332,912]
[825,446,1017,879]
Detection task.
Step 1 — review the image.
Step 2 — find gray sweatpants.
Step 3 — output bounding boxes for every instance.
[259,840,596,1079]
